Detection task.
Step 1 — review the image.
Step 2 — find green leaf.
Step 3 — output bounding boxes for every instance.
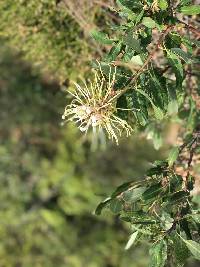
[111,181,134,198]
[158,0,168,10]
[153,106,164,120]
[167,50,183,88]
[129,91,149,126]
[106,42,122,61]
[190,214,200,224]
[95,197,111,215]
[192,195,200,207]
[109,199,123,214]
[186,97,196,131]
[169,191,189,203]
[179,0,192,6]
[135,9,144,25]
[142,17,156,28]
[180,5,200,15]
[170,174,183,192]
[136,110,148,126]
[149,71,168,110]
[117,0,143,10]
[167,86,178,115]
[123,186,147,203]
[125,231,138,250]
[142,183,162,200]
[135,89,164,120]
[131,55,143,66]
[167,99,178,115]
[149,239,168,267]
[180,238,200,260]
[146,125,163,150]
[123,33,141,53]
[187,175,195,191]
[146,161,168,176]
[90,30,114,45]
[171,48,193,64]
[172,234,191,267]
[119,8,136,21]
[191,39,200,48]
[167,146,179,167]
[131,219,157,225]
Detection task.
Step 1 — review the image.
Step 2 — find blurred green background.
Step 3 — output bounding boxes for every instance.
[0,1,198,267]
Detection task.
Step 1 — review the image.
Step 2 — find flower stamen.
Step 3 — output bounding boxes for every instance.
[62,64,134,145]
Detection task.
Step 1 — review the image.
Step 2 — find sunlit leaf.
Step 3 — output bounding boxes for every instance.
[180,5,200,15]
[158,0,168,10]
[167,146,179,167]
[142,17,156,28]
[167,86,178,115]
[125,231,138,250]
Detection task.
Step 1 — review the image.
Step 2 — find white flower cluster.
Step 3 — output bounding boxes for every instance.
[62,65,133,145]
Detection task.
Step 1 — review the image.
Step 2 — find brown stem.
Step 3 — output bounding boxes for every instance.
[177,19,200,39]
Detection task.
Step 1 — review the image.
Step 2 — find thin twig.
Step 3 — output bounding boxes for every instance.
[93,0,115,10]
[185,136,198,186]
[178,19,200,39]
[118,25,174,94]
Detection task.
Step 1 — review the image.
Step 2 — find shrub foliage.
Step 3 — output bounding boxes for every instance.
[92,1,200,266]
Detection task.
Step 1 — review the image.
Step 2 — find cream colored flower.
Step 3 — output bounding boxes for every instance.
[151,0,160,12]
[62,64,133,145]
